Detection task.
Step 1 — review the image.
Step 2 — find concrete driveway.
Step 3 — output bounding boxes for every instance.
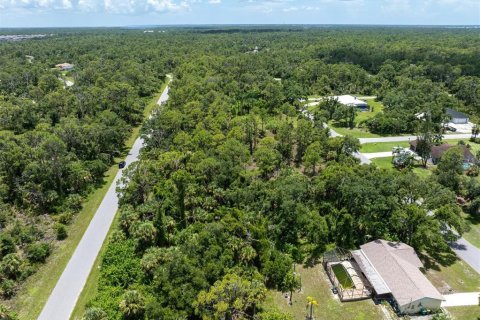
[38,80,171,320]
[442,292,480,307]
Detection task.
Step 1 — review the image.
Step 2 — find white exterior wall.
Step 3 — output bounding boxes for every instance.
[399,297,442,314]
[451,117,468,124]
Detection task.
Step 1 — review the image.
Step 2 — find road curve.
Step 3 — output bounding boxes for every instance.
[38,81,170,320]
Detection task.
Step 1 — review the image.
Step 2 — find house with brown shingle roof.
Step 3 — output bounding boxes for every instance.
[351,239,444,314]
[409,140,476,165]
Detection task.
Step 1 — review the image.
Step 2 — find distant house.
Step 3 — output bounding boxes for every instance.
[446,108,469,124]
[55,63,74,71]
[351,240,444,315]
[332,95,369,110]
[409,140,476,164]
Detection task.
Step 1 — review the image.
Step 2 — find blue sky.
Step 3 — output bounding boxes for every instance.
[0,0,479,28]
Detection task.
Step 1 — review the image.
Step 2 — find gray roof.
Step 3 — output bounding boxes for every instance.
[351,249,391,295]
[360,240,444,306]
[446,108,468,120]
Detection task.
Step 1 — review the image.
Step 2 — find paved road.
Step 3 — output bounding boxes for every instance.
[363,151,393,159]
[450,236,480,275]
[38,80,171,320]
[442,292,480,307]
[359,133,472,144]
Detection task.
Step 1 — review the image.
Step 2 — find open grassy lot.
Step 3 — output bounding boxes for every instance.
[355,99,384,123]
[463,212,480,250]
[360,141,410,153]
[6,80,169,320]
[332,264,355,289]
[425,257,480,293]
[262,264,383,320]
[446,306,480,320]
[329,124,383,138]
[370,157,433,179]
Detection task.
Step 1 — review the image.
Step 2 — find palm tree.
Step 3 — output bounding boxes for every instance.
[119,290,145,319]
[306,296,318,320]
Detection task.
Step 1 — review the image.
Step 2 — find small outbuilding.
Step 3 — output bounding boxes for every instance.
[446,108,469,124]
[332,95,369,110]
[351,240,444,315]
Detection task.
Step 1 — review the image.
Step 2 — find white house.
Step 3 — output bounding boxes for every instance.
[332,95,369,110]
[351,240,444,315]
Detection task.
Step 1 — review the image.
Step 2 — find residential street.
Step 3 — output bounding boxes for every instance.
[38,81,170,320]
[359,133,472,144]
[450,236,480,275]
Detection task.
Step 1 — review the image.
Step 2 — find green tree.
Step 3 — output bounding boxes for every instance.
[194,273,266,320]
[302,141,323,175]
[119,290,145,319]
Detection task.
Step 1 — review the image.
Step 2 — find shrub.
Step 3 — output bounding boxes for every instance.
[65,194,83,213]
[0,254,22,280]
[56,211,74,225]
[0,304,18,320]
[0,235,15,259]
[0,279,16,299]
[55,223,68,240]
[25,242,51,263]
[82,307,108,320]
[466,165,479,177]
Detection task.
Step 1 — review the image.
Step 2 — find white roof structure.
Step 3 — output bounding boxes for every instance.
[353,240,444,307]
[332,95,368,108]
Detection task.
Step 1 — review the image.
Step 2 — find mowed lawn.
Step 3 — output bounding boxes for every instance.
[370,157,433,179]
[425,258,480,293]
[446,306,480,320]
[462,212,480,250]
[262,264,383,320]
[425,258,480,320]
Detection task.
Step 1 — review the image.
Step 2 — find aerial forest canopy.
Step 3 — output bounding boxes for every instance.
[0,26,479,319]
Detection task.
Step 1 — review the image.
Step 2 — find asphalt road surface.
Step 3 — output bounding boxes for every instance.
[450,236,480,275]
[359,133,472,144]
[38,82,170,320]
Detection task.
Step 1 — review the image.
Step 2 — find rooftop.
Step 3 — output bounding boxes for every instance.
[332,95,368,107]
[359,240,444,307]
[446,108,468,119]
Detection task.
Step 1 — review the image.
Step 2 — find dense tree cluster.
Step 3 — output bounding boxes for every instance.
[81,26,478,319]
[0,31,165,300]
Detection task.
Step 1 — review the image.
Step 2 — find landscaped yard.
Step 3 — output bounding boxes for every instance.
[331,264,355,289]
[425,257,480,293]
[262,264,383,320]
[360,141,410,153]
[446,305,480,320]
[355,99,384,123]
[370,157,433,179]
[463,212,480,250]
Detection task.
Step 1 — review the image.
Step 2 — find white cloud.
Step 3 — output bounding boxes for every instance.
[0,0,193,13]
[208,0,221,4]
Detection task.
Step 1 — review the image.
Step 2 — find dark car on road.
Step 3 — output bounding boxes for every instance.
[119,161,126,169]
